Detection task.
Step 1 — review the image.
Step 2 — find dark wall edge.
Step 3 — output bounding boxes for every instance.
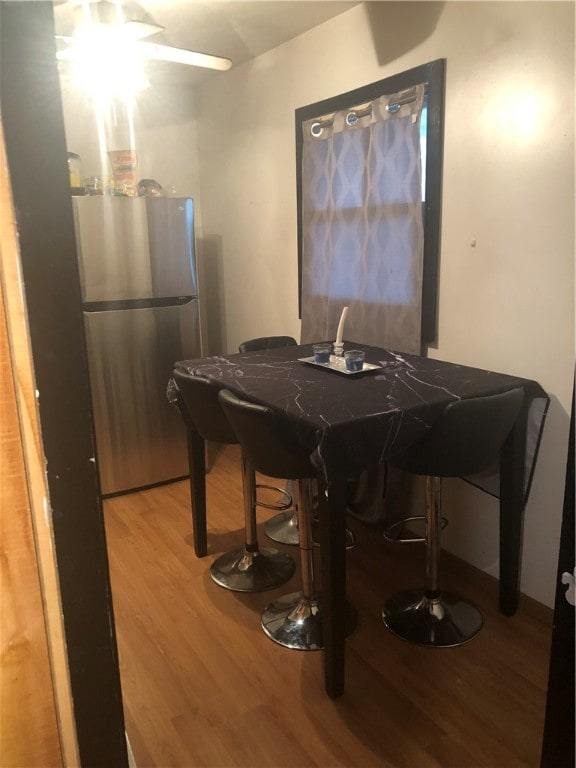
[0,3,128,765]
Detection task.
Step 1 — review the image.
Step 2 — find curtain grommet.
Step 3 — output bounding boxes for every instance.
[310,122,323,138]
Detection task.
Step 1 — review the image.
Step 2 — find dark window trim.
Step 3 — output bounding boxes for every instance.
[295,58,445,344]
[0,3,128,765]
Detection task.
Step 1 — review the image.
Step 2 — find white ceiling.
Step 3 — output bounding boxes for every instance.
[53,0,360,87]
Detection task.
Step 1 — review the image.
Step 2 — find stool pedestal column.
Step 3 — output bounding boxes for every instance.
[262,479,356,650]
[382,476,483,647]
[210,453,295,592]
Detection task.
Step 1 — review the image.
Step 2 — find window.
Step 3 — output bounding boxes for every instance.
[296,59,445,349]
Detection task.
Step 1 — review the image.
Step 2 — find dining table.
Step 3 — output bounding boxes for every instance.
[169,341,549,698]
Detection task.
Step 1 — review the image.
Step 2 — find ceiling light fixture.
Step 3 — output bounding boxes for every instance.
[58,19,150,101]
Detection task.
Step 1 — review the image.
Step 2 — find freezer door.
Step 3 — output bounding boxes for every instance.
[147,197,197,298]
[83,299,201,495]
[73,196,196,302]
[73,196,152,302]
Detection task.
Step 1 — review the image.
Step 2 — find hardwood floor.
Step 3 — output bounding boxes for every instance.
[104,445,551,768]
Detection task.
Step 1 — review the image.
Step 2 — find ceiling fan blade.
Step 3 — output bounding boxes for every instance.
[138,42,232,72]
[125,20,165,40]
[57,20,163,42]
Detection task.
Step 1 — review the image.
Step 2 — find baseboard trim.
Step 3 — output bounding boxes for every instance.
[440,547,554,627]
[519,591,554,627]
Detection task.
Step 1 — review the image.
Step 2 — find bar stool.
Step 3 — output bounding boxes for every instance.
[219,388,357,651]
[382,388,524,647]
[173,370,295,592]
[239,335,300,546]
[239,336,298,353]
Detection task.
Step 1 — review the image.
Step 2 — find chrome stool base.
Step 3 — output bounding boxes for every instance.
[264,511,299,545]
[262,592,358,651]
[382,589,483,647]
[210,548,295,593]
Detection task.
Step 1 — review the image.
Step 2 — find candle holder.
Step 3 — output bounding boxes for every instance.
[334,307,349,358]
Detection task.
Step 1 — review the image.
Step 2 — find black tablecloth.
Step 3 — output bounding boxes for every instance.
[170,342,548,495]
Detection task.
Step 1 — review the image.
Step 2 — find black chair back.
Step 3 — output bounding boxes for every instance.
[173,369,237,445]
[218,389,315,480]
[239,336,297,353]
[391,388,524,478]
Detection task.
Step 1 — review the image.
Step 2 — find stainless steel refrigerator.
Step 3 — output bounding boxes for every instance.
[72,195,201,496]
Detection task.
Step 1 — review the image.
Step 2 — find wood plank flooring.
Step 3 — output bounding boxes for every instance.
[104,444,551,768]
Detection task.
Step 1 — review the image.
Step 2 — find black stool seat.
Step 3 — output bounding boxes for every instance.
[382,388,525,647]
[173,369,294,592]
[238,335,299,545]
[219,388,357,650]
[239,336,297,353]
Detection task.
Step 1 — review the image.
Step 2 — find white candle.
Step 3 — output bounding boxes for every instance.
[335,306,349,346]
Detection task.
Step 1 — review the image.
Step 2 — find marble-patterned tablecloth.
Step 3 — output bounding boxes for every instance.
[170,342,548,501]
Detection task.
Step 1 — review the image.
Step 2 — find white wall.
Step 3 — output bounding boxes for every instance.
[197,1,575,607]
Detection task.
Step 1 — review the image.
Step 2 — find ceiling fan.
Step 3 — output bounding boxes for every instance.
[56,0,232,72]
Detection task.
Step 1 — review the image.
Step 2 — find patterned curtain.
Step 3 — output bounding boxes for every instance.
[300,85,425,355]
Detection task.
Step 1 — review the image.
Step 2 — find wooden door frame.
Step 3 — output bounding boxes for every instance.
[0,3,128,765]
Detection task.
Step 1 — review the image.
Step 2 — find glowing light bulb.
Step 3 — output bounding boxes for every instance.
[59,21,149,103]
